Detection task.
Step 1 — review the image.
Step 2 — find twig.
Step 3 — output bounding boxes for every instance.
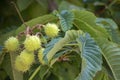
[11,2,27,27]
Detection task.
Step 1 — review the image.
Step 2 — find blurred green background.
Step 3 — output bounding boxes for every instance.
[0,0,120,33]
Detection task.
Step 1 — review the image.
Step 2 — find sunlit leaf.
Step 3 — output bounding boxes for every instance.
[73,10,110,38]
[73,10,97,26]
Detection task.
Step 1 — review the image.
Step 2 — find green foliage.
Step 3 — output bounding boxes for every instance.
[0,14,57,46]
[94,68,113,80]
[17,0,33,11]
[73,10,97,27]
[99,41,120,80]
[1,54,13,80]
[96,18,120,44]
[44,38,62,55]
[58,1,82,12]
[16,14,57,34]
[1,1,120,79]
[76,33,102,80]
[55,10,74,32]
[51,54,81,80]
[73,10,110,38]
[46,30,82,63]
